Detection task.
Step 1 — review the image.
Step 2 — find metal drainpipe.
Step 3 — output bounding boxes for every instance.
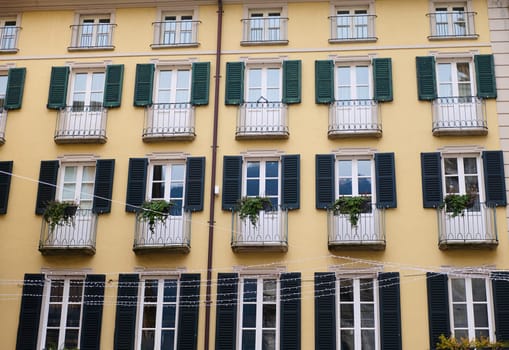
[204,1,223,349]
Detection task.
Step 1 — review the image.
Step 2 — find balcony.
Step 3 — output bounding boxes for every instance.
[68,23,116,50]
[151,20,200,48]
[432,97,487,136]
[241,17,288,45]
[236,102,288,139]
[328,100,381,138]
[438,203,498,249]
[231,209,288,252]
[327,204,385,250]
[427,12,478,40]
[143,103,195,141]
[39,209,97,255]
[329,14,377,43]
[54,106,108,144]
[133,211,191,253]
[0,25,20,52]
[0,109,6,144]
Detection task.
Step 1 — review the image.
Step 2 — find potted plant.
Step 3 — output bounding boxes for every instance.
[43,200,78,233]
[237,196,273,227]
[440,193,476,217]
[436,334,506,349]
[331,196,370,227]
[137,200,174,234]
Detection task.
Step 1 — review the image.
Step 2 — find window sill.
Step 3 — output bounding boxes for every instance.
[67,46,115,51]
[427,35,479,40]
[240,40,289,46]
[0,48,19,53]
[151,43,200,49]
[329,37,377,44]
[328,240,386,251]
[133,243,190,254]
[438,239,498,250]
[432,126,488,136]
[231,241,288,253]
[328,128,382,139]
[54,133,108,144]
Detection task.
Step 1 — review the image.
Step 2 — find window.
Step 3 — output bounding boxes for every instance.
[336,64,371,101]
[329,3,376,42]
[70,71,105,111]
[245,159,279,209]
[443,155,481,206]
[241,7,288,44]
[0,73,6,112]
[153,11,199,47]
[428,2,477,39]
[59,163,96,209]
[148,162,186,216]
[0,17,19,51]
[337,158,373,200]
[69,14,114,49]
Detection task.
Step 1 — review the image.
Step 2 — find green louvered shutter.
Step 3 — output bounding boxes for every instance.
[0,161,13,214]
[114,274,139,350]
[16,274,45,350]
[426,273,450,350]
[421,153,443,208]
[492,272,509,343]
[483,150,506,206]
[375,153,397,208]
[47,66,69,109]
[280,272,301,350]
[475,54,497,99]
[373,58,393,102]
[379,272,402,350]
[282,60,301,104]
[222,156,242,210]
[184,157,205,211]
[191,62,210,106]
[315,60,334,104]
[316,154,335,209]
[416,56,437,101]
[133,64,154,107]
[93,159,115,214]
[125,158,148,212]
[225,62,244,105]
[35,160,59,215]
[177,274,200,350]
[315,272,336,350]
[4,67,26,110]
[215,273,239,350]
[80,274,106,350]
[103,64,124,108]
[281,155,300,210]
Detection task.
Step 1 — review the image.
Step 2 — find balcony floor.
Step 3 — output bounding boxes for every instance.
[328,129,382,139]
[439,239,498,250]
[232,242,288,253]
[39,245,96,255]
[432,127,488,136]
[54,134,107,144]
[142,133,196,142]
[133,243,190,254]
[328,240,386,251]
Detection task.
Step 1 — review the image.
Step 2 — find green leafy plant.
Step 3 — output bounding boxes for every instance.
[440,193,476,217]
[43,201,78,233]
[331,196,370,227]
[436,334,506,350]
[237,196,273,227]
[137,200,174,234]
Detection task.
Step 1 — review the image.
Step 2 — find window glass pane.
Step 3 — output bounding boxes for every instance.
[176,70,190,89]
[456,63,470,82]
[451,279,466,302]
[266,161,278,178]
[356,66,369,85]
[170,199,183,216]
[340,278,354,302]
[73,73,87,91]
[262,330,276,350]
[243,304,257,328]
[361,330,376,350]
[69,280,83,302]
[263,279,276,302]
[438,63,452,83]
[172,164,185,181]
[475,329,490,340]
[473,304,489,328]
[358,160,371,177]
[143,305,157,328]
[161,330,175,350]
[47,304,62,327]
[265,179,278,196]
[454,329,468,340]
[64,329,79,349]
[267,69,280,88]
[66,304,81,327]
[445,177,460,194]
[248,69,262,89]
[247,180,260,197]
[361,304,375,327]
[91,72,105,91]
[141,330,155,350]
[472,279,487,302]
[153,165,165,181]
[360,279,374,301]
[242,330,256,350]
[0,76,7,95]
[243,279,257,302]
[45,329,60,350]
[358,178,372,196]
[444,158,458,175]
[50,280,64,302]
[159,71,172,90]
[152,183,165,199]
[453,304,468,327]
[247,162,260,178]
[339,178,352,195]
[64,166,77,182]
[170,183,184,198]
[340,303,354,327]
[341,330,355,349]
[163,279,178,303]
[463,158,477,175]
[144,280,158,303]
[338,67,350,85]
[162,304,176,328]
[338,160,352,177]
[82,166,95,182]
[262,304,276,327]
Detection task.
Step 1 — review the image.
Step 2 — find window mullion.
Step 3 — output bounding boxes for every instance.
[84,72,93,106]
[256,278,263,350]
[354,279,362,350]
[458,157,467,195]
[465,279,476,339]
[154,279,164,349]
[165,165,172,201]
[58,280,71,347]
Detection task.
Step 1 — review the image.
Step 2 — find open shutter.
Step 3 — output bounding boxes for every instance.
[475,54,497,99]
[0,161,13,214]
[184,157,205,212]
[315,272,336,350]
[316,154,335,209]
[492,272,509,343]
[35,160,59,215]
[281,155,300,210]
[125,158,148,212]
[373,58,393,102]
[222,156,242,210]
[421,152,443,208]
[191,62,210,106]
[16,274,44,350]
[80,274,106,350]
[47,66,69,109]
[103,64,124,108]
[114,274,139,350]
[315,60,334,104]
[427,273,450,350]
[483,151,506,206]
[93,159,115,214]
[282,60,301,104]
[379,272,402,350]
[177,274,200,350]
[133,64,154,107]
[215,273,239,350]
[375,153,397,208]
[225,62,244,105]
[280,272,301,350]
[4,67,26,110]
[416,56,437,101]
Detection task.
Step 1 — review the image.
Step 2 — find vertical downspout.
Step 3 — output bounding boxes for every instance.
[204,1,223,349]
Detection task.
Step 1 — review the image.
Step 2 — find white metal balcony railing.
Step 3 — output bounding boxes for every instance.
[54,106,108,143]
[0,109,6,144]
[241,17,288,44]
[0,26,20,51]
[236,102,288,139]
[39,209,98,254]
[432,96,487,135]
[437,202,498,248]
[152,20,200,47]
[231,209,288,251]
[328,100,381,137]
[329,14,376,42]
[69,23,116,49]
[143,103,195,141]
[427,12,477,39]
[133,211,191,252]
[327,204,385,249]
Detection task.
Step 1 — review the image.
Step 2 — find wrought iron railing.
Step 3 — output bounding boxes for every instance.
[54,106,107,142]
[329,14,377,41]
[69,23,116,49]
[134,211,191,250]
[0,26,21,51]
[0,109,6,144]
[237,102,288,138]
[427,11,477,39]
[231,209,288,249]
[152,20,200,47]
[432,96,486,135]
[241,17,288,44]
[143,103,195,140]
[329,99,381,136]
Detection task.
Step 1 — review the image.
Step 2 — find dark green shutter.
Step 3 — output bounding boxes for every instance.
[0,161,13,214]
[16,274,45,350]
[375,153,397,208]
[427,273,450,350]
[280,272,301,350]
[475,54,497,99]
[215,273,239,350]
[379,272,402,350]
[421,153,443,208]
[282,60,301,104]
[492,272,509,343]
[225,62,244,105]
[315,60,334,104]
[184,157,205,211]
[416,56,437,101]
[177,274,200,350]
[222,156,242,210]
[373,58,393,102]
[281,155,300,210]
[4,67,26,110]
[47,66,70,109]
[114,274,139,350]
[314,272,336,350]
[93,159,115,214]
[35,160,59,215]
[316,154,335,209]
[483,151,506,206]
[103,64,124,108]
[191,62,210,106]
[133,64,154,107]
[125,158,148,212]
[80,274,106,350]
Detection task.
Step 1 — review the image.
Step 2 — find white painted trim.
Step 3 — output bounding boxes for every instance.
[437,145,484,154]
[233,265,286,274]
[332,147,377,156]
[241,149,285,158]
[57,153,99,162]
[146,151,189,161]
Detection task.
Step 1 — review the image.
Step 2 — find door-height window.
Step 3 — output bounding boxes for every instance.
[59,164,96,209]
[337,158,374,201]
[336,8,369,40]
[156,68,191,104]
[79,15,111,47]
[70,71,105,111]
[246,66,281,103]
[162,14,193,45]
[336,64,371,101]
[435,4,467,36]
[0,74,6,111]
[443,155,481,207]
[248,10,281,42]
[245,159,280,210]
[437,61,473,99]
[147,162,185,216]
[0,17,18,50]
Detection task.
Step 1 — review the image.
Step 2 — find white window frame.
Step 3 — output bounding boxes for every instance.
[242,157,281,210]
[435,57,475,98]
[68,69,106,110]
[0,15,20,50]
[335,156,375,200]
[57,161,96,209]
[245,63,282,103]
[442,153,483,198]
[146,159,186,216]
[0,72,7,111]
[154,65,192,104]
[153,7,198,47]
[71,11,115,49]
[329,0,375,41]
[242,5,287,43]
[335,62,373,101]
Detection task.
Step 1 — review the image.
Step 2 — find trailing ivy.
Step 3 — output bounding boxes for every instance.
[237,196,273,227]
[331,196,370,227]
[137,200,174,234]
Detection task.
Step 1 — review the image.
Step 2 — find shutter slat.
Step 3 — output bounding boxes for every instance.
[125,158,148,212]
[280,272,301,350]
[16,274,45,350]
[282,60,301,104]
[416,56,437,101]
[47,66,70,109]
[177,274,200,350]
[80,274,106,350]
[133,64,154,107]
[427,273,450,350]
[191,62,210,106]
[93,159,115,214]
[492,272,509,342]
[421,153,443,208]
[184,157,205,211]
[483,151,507,206]
[103,64,124,108]
[35,160,59,215]
[475,54,497,99]
[215,273,239,350]
[222,156,242,210]
[379,272,402,350]
[114,274,139,350]
[315,60,334,104]
[375,153,397,208]
[5,67,26,110]
[314,272,336,350]
[281,155,300,210]
[0,161,13,214]
[225,62,244,105]
[373,58,393,102]
[315,154,335,209]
